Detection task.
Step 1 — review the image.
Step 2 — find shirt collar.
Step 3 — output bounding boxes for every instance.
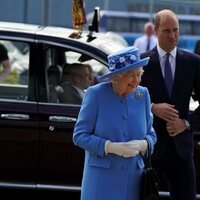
[157,44,177,59]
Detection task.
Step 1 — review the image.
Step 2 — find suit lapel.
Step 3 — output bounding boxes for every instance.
[171,49,185,101]
[150,48,169,97]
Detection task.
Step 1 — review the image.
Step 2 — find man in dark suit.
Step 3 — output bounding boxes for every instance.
[140,9,200,200]
[60,63,92,104]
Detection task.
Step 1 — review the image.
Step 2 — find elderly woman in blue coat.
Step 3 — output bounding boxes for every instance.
[73,46,157,200]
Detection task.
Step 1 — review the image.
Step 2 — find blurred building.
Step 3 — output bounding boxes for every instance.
[0,0,200,28]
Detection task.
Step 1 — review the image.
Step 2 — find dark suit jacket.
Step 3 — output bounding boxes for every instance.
[141,47,200,159]
[60,82,83,105]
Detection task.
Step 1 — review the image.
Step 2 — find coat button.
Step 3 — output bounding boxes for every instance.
[121,166,127,171]
[123,115,128,120]
[120,97,125,103]
[124,132,128,137]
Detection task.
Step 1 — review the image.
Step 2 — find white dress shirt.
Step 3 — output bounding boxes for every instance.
[156,45,177,79]
[133,35,158,53]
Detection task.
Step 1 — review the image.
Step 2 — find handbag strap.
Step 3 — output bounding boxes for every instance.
[144,138,152,169]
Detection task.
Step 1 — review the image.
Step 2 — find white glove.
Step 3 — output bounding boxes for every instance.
[106,141,140,158]
[127,140,148,155]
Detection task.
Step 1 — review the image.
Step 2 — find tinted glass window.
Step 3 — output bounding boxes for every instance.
[39,45,108,105]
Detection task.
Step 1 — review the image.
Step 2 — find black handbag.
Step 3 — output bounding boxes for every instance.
[140,139,160,200]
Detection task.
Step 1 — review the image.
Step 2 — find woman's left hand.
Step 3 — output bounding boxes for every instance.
[127,140,147,155]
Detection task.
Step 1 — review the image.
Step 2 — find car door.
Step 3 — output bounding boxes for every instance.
[36,40,108,191]
[0,38,39,189]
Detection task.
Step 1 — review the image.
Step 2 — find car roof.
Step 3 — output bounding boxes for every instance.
[0,22,127,55]
[0,21,43,33]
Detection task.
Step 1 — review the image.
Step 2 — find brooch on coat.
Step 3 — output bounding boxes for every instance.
[135,90,143,100]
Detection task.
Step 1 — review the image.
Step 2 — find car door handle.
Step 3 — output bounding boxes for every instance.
[1,114,29,120]
[49,116,77,122]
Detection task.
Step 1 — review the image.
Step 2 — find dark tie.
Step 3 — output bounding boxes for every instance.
[164,53,173,96]
[146,37,150,51]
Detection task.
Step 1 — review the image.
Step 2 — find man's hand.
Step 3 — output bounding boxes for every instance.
[166,118,186,136]
[152,103,179,122]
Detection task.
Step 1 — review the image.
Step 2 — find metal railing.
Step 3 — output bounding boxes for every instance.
[159,191,200,199]
[1,182,200,199]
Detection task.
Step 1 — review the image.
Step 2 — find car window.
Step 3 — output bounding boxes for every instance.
[41,45,108,105]
[0,40,29,101]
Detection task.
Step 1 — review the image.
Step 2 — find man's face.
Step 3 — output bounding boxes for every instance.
[76,67,91,90]
[145,25,155,37]
[155,15,179,52]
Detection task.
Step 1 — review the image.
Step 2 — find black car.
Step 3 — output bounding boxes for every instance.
[0,21,199,198]
[0,21,127,192]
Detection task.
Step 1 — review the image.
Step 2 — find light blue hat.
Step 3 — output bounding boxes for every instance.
[98,46,150,81]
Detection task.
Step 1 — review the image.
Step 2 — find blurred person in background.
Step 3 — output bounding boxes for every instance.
[0,43,11,82]
[47,64,63,103]
[85,63,99,85]
[133,21,157,53]
[60,63,91,104]
[194,40,200,55]
[141,9,200,200]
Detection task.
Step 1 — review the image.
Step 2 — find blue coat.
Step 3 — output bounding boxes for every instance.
[73,82,157,200]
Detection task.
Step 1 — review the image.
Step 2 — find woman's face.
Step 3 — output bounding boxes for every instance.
[112,67,143,96]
